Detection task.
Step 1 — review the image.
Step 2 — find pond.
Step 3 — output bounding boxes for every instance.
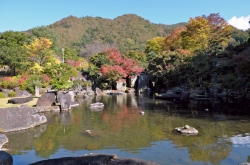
[3,94,250,165]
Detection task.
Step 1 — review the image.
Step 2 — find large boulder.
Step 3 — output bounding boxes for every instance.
[59,93,72,111]
[36,92,56,107]
[0,105,47,133]
[30,154,159,165]
[95,87,102,95]
[15,90,32,97]
[57,91,78,110]
[0,151,13,165]
[68,91,75,102]
[0,133,8,148]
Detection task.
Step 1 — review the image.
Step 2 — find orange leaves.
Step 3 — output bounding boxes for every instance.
[163,26,186,52]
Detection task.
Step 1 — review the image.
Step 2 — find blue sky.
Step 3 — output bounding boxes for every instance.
[1,0,250,32]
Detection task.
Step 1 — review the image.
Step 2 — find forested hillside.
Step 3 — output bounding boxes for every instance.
[1,13,250,99]
[48,14,186,57]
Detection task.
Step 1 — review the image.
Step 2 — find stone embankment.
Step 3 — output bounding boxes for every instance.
[0,105,47,133]
[0,105,48,150]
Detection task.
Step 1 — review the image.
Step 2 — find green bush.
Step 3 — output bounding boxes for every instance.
[52,81,73,90]
[1,81,9,89]
[0,92,6,98]
[8,91,16,97]
[26,74,43,94]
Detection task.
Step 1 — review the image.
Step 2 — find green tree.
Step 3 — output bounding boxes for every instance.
[43,63,77,90]
[64,47,79,61]
[0,31,30,75]
[148,51,183,88]
[89,52,111,68]
[231,27,249,45]
[30,26,60,52]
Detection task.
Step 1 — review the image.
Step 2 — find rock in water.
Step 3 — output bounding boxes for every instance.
[0,151,13,165]
[175,125,198,135]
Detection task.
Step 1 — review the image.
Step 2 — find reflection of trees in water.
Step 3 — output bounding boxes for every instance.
[30,95,249,164]
[188,138,232,165]
[5,124,47,154]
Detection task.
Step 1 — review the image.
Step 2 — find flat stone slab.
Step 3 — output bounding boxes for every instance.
[30,154,159,165]
[0,134,8,148]
[0,105,47,133]
[175,125,198,135]
[8,97,33,104]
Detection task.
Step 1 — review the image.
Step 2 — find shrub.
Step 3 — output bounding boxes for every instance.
[26,74,43,94]
[8,91,16,97]
[1,77,12,88]
[0,76,19,89]
[0,92,6,98]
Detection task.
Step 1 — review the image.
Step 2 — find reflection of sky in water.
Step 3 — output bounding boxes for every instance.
[222,134,250,165]
[229,134,250,148]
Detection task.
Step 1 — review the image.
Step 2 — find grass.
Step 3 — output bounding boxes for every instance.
[0,96,40,108]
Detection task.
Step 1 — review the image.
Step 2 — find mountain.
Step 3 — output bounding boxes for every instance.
[47,14,186,57]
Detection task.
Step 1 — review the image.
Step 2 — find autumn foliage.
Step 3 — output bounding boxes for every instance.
[66,59,81,67]
[24,37,53,66]
[163,26,186,52]
[100,49,143,81]
[100,64,126,81]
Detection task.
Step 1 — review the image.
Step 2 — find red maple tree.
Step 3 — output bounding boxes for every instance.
[101,49,143,80]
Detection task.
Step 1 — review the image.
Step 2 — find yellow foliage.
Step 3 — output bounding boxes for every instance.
[28,62,43,74]
[46,62,52,67]
[78,57,89,69]
[181,17,210,51]
[24,37,54,65]
[181,13,232,55]
[47,56,61,64]
[145,37,165,54]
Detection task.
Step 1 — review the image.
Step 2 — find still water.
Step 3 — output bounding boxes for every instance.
[3,94,250,165]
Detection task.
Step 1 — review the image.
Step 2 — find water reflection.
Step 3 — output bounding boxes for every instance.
[4,124,47,152]
[5,94,250,165]
[230,134,250,148]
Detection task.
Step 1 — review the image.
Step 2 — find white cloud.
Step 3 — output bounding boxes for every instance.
[228,15,250,31]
